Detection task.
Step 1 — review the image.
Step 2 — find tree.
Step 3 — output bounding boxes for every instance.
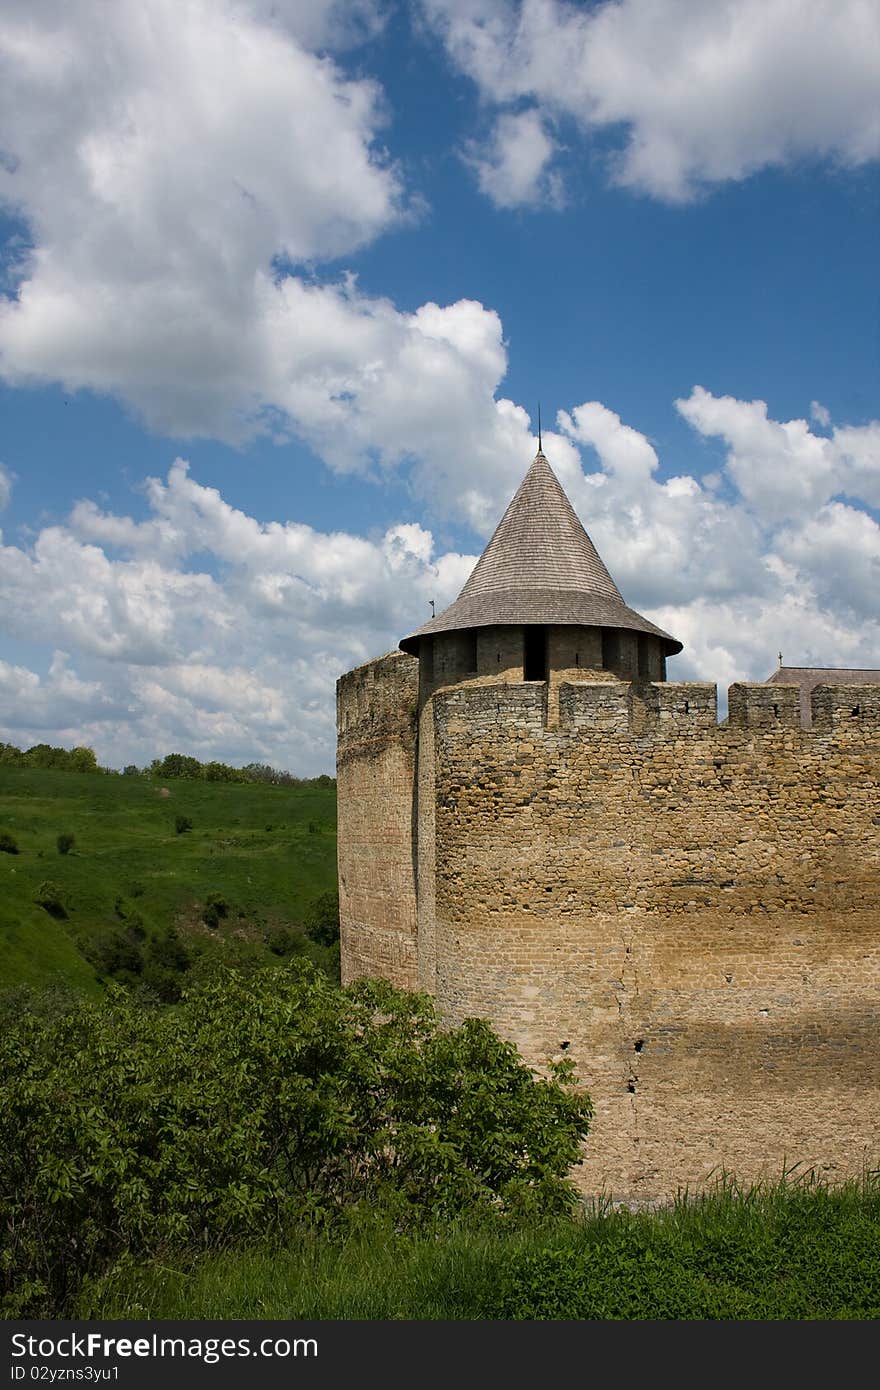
[69,747,98,773]
[305,890,340,947]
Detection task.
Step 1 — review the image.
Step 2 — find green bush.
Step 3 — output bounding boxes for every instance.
[0,830,19,854]
[85,928,144,981]
[202,894,230,930]
[33,880,67,920]
[305,890,339,947]
[0,966,591,1316]
[265,925,303,957]
[56,832,76,855]
[175,815,193,835]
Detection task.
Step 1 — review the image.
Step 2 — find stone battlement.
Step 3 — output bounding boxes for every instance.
[434,677,880,740]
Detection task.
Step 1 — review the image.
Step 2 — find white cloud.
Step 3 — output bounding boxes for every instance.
[423,0,880,201]
[0,461,477,772]
[675,386,880,522]
[0,0,410,437]
[465,108,562,208]
[246,1,389,51]
[0,463,12,511]
[0,0,537,498]
[0,651,121,734]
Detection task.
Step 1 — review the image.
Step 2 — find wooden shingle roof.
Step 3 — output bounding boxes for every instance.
[400,450,682,656]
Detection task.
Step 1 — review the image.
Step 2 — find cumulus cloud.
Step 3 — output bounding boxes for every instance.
[0,461,477,772]
[465,108,562,208]
[0,0,413,438]
[675,386,880,521]
[0,0,547,495]
[422,0,880,202]
[1,390,878,768]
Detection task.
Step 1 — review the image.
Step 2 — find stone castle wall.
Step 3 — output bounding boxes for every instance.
[336,653,419,989]
[337,657,880,1199]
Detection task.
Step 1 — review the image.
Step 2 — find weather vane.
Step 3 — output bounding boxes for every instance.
[429,599,435,617]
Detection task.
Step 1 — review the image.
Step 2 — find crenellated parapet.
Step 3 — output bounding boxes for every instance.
[432,678,880,744]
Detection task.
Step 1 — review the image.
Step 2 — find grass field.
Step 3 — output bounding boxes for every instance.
[0,767,337,994]
[76,1176,880,1320]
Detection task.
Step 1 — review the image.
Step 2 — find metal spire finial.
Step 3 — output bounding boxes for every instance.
[537,403,542,454]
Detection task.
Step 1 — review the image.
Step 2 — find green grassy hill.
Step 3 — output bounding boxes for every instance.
[0,767,337,996]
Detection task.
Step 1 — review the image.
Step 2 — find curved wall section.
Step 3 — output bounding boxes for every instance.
[336,652,419,989]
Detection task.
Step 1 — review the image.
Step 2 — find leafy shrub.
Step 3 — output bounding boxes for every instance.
[0,831,19,855]
[305,890,339,947]
[202,894,230,930]
[84,924,187,1001]
[175,815,193,835]
[265,925,303,957]
[34,880,67,919]
[85,928,144,981]
[122,765,140,777]
[56,832,75,856]
[0,966,591,1316]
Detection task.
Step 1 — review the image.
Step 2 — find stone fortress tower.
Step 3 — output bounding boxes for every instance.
[336,448,880,1200]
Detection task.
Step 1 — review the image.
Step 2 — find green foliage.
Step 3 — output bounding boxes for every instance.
[202,893,230,930]
[34,880,68,920]
[265,925,303,957]
[157,753,203,780]
[175,814,193,835]
[122,765,141,777]
[0,742,100,773]
[304,890,339,947]
[56,832,76,855]
[0,830,19,854]
[0,965,591,1316]
[69,747,99,774]
[86,926,146,980]
[83,923,191,1003]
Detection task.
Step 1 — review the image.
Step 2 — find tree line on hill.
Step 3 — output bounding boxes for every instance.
[0,742,99,772]
[0,741,334,787]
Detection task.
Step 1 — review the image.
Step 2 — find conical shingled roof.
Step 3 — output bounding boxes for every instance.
[399,450,682,655]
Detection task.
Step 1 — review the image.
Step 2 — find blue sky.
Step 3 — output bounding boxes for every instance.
[0,0,878,774]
